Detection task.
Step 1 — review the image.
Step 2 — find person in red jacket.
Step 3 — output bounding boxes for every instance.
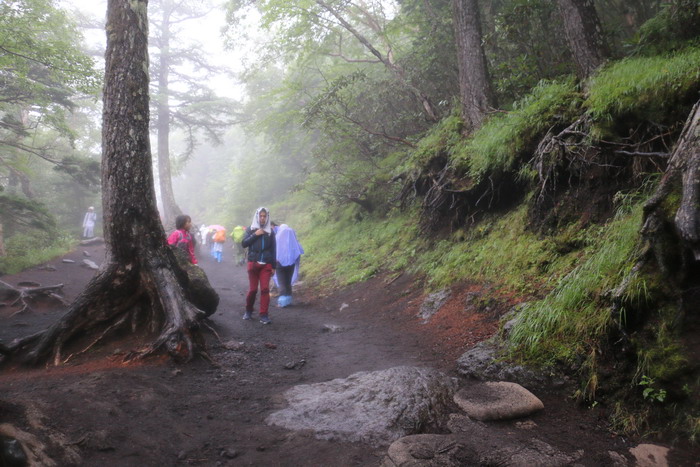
[167,214,198,265]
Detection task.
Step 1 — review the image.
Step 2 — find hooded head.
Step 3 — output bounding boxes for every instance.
[88,206,94,211]
[251,207,271,233]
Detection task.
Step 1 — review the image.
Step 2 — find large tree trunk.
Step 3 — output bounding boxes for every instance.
[3,0,208,367]
[644,99,700,262]
[452,0,496,133]
[555,0,607,79]
[156,0,182,230]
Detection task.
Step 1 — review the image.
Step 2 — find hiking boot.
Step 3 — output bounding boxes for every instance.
[242,311,252,320]
[259,315,272,325]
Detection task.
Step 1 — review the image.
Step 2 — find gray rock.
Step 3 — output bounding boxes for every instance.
[381,434,473,467]
[62,259,75,263]
[266,366,458,446]
[453,382,544,421]
[418,289,450,322]
[321,324,344,333]
[83,251,91,257]
[456,340,552,390]
[382,434,580,467]
[82,259,99,270]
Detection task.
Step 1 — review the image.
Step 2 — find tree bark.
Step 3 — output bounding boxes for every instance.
[555,0,607,79]
[155,0,182,230]
[451,0,496,133]
[644,99,700,261]
[3,0,209,367]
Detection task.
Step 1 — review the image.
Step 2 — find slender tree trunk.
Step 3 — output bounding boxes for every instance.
[555,0,607,79]
[4,0,208,367]
[452,0,496,133]
[315,0,439,121]
[156,3,182,230]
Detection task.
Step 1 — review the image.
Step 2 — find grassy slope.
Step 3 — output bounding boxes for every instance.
[279,47,700,440]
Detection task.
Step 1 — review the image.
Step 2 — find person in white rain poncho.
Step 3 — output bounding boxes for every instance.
[82,206,97,238]
[273,224,304,308]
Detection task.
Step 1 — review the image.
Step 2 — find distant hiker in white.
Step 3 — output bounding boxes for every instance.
[82,206,97,238]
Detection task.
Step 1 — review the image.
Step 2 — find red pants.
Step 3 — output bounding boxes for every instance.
[246,261,273,316]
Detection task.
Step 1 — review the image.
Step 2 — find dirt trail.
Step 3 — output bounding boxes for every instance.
[0,243,697,466]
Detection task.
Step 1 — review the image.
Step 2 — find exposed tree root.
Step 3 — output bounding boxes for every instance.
[1,280,67,317]
[3,253,208,367]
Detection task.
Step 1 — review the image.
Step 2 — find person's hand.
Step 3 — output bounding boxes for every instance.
[255,228,265,236]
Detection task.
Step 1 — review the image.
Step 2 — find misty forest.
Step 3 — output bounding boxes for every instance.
[1,0,700,465]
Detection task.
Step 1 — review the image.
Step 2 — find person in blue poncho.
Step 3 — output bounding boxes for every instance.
[273,224,304,308]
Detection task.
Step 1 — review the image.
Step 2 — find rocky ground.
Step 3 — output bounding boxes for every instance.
[1,242,698,466]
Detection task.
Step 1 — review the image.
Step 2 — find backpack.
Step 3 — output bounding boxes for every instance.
[213,230,226,243]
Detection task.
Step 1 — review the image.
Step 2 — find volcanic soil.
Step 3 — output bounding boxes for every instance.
[1,242,698,466]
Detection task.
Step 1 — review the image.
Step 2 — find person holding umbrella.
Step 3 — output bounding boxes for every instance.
[241,207,276,324]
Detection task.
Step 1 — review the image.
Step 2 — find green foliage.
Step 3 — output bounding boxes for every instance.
[0,194,57,232]
[293,202,420,289]
[507,200,644,364]
[401,108,463,172]
[453,79,581,181]
[639,376,667,403]
[585,47,700,135]
[0,231,74,275]
[630,0,700,55]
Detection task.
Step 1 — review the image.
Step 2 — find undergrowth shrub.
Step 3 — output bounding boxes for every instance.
[0,232,74,275]
[453,78,581,181]
[586,47,700,136]
[507,198,644,365]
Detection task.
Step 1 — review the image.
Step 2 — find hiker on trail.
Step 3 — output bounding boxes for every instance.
[167,214,198,265]
[274,224,304,308]
[212,227,226,263]
[199,224,208,246]
[242,207,276,325]
[231,225,246,266]
[82,206,97,238]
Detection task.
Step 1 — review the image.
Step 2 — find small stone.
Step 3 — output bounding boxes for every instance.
[264,342,277,349]
[515,420,538,430]
[223,340,244,351]
[220,449,238,459]
[82,259,99,270]
[339,302,349,311]
[83,251,91,257]
[172,369,183,376]
[62,259,75,263]
[321,324,343,333]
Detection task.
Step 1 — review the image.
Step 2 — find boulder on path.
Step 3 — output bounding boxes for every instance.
[453,381,544,421]
[629,444,669,467]
[171,246,219,317]
[381,434,474,467]
[382,433,582,467]
[266,366,459,446]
